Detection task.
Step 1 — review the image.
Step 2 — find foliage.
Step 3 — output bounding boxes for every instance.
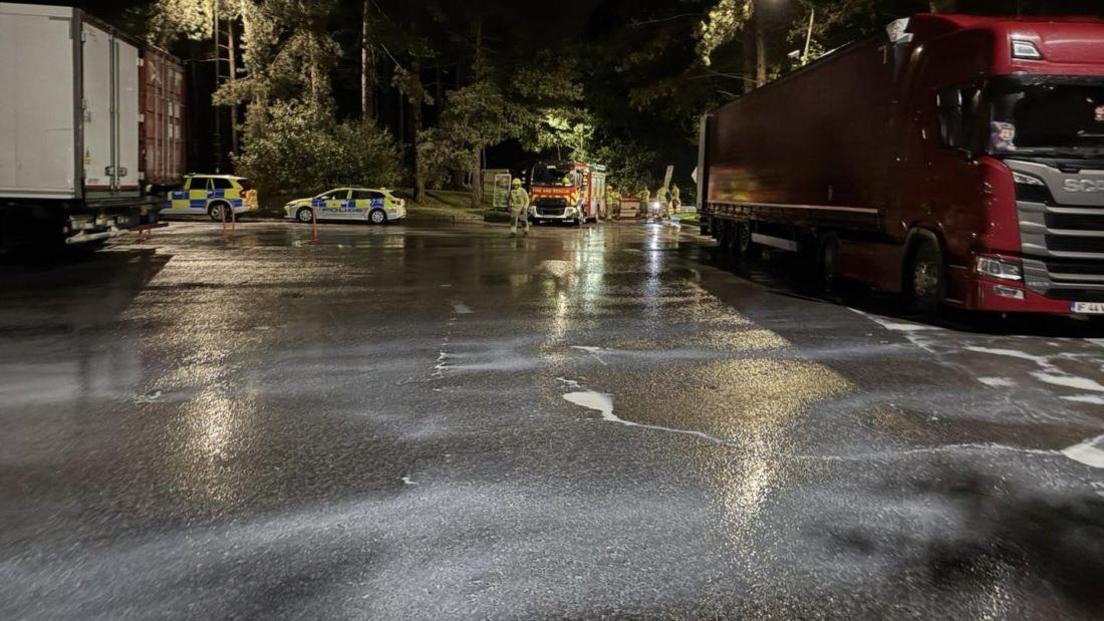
[417,80,528,187]
[415,127,469,189]
[147,0,214,46]
[523,111,594,162]
[697,0,752,66]
[234,101,402,197]
[509,54,594,161]
[591,137,660,194]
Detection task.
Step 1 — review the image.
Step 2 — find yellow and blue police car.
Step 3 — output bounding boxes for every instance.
[284,188,407,224]
[163,174,257,221]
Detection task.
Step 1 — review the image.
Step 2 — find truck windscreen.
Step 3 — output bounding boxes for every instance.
[532,165,575,186]
[990,78,1104,157]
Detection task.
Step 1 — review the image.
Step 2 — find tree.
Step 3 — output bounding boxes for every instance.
[425,80,527,207]
[392,58,435,204]
[235,101,401,196]
[698,0,764,90]
[147,0,215,46]
[361,0,377,123]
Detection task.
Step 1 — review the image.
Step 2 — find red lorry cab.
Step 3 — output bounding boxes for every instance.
[699,13,1104,316]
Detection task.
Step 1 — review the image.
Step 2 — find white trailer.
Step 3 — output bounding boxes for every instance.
[0,2,157,248]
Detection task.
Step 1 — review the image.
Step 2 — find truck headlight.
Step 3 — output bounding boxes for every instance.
[566,207,576,214]
[1011,171,1045,186]
[976,255,1022,281]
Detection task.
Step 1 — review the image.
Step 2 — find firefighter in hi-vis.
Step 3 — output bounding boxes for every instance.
[638,187,651,220]
[509,178,531,236]
[656,184,672,220]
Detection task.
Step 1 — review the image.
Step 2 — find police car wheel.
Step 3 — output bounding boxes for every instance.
[296,207,315,223]
[207,204,225,222]
[369,209,387,225]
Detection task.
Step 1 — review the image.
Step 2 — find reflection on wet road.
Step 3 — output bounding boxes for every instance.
[1,221,1102,619]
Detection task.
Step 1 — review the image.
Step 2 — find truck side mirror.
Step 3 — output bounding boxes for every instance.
[936,87,966,152]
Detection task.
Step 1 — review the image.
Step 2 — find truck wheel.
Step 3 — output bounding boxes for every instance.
[818,234,840,296]
[906,239,945,316]
[296,207,315,223]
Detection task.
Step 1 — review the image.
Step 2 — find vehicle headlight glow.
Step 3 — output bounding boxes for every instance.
[976,255,1022,282]
[1012,171,1045,186]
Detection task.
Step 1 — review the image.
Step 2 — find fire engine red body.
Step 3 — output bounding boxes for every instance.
[528,161,607,225]
[699,14,1104,316]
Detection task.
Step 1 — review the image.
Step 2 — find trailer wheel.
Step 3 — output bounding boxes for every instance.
[906,238,945,316]
[736,221,753,256]
[718,221,734,251]
[818,233,840,296]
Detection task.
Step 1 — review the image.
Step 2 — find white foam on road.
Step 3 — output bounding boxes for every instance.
[431,352,451,377]
[452,302,473,314]
[560,392,1103,468]
[965,346,1058,368]
[1032,372,1104,393]
[401,476,418,486]
[1063,434,1104,469]
[977,377,1016,388]
[134,390,163,403]
[571,346,609,366]
[1062,395,1104,405]
[563,391,731,446]
[849,309,939,333]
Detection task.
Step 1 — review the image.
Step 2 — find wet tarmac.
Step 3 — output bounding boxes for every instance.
[1,220,1102,619]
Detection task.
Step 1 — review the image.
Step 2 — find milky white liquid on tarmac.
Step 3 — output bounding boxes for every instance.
[563,390,731,446]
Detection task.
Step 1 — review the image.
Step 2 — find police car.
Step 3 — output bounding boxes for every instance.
[163,174,257,220]
[284,188,407,224]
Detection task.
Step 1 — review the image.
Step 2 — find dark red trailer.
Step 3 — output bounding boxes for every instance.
[139,46,186,189]
[699,14,1104,317]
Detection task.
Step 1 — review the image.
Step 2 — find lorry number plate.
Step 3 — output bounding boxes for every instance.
[1071,302,1104,315]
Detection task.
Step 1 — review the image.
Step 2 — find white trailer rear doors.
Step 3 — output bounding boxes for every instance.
[83,19,140,196]
[0,3,78,200]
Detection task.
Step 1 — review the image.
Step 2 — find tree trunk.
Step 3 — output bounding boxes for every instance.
[742,25,756,93]
[228,16,239,155]
[360,0,375,123]
[411,61,426,205]
[755,9,767,87]
[473,18,483,78]
[470,149,482,208]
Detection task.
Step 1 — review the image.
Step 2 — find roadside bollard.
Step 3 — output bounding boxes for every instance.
[220,204,237,240]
